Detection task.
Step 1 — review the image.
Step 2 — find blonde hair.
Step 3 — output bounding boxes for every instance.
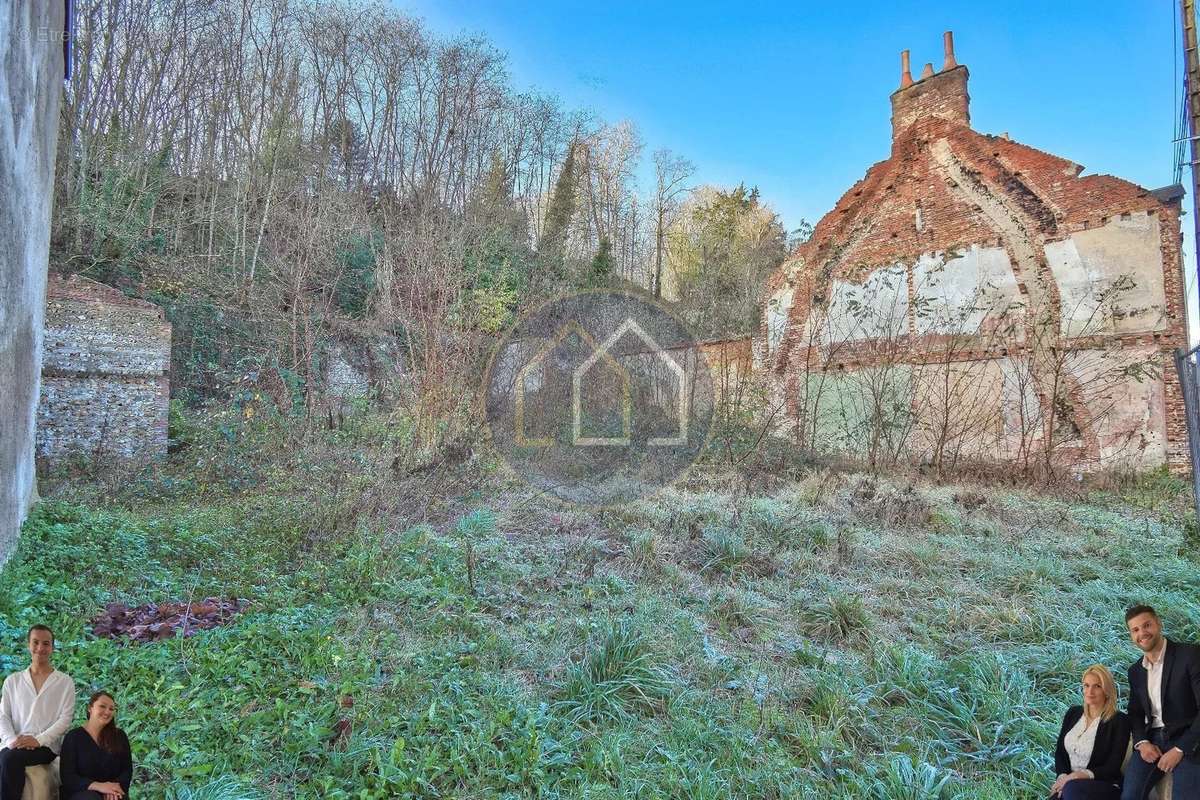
[1082,664,1118,722]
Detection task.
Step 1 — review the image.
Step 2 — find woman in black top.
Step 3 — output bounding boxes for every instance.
[1050,664,1131,800]
[59,691,132,800]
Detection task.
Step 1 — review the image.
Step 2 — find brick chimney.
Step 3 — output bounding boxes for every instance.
[890,32,970,143]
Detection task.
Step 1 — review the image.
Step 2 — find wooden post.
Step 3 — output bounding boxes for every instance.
[1175,347,1200,520]
[1184,0,1200,293]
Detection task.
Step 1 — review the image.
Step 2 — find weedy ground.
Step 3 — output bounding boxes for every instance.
[2,406,1197,799]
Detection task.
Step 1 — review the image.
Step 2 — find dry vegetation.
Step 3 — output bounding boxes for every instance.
[4,404,1197,799]
[19,3,1197,797]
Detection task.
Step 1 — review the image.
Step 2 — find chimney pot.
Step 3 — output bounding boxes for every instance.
[900,50,913,89]
[890,33,970,146]
[943,31,957,70]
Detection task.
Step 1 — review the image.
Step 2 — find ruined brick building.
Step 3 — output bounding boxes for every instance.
[37,274,171,465]
[758,33,1189,473]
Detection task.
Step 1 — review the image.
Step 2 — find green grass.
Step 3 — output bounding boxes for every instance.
[4,409,1199,798]
[552,619,674,725]
[798,593,871,644]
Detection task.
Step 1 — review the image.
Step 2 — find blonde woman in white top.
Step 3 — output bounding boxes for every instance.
[1051,664,1131,800]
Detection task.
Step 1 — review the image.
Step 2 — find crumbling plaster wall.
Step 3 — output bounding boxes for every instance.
[1044,213,1165,337]
[760,55,1187,473]
[1,3,64,560]
[795,217,1165,347]
[769,211,1180,472]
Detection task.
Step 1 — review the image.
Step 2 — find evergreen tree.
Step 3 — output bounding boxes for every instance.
[464,152,532,331]
[668,184,788,337]
[478,152,512,221]
[472,151,529,247]
[327,118,368,188]
[536,141,578,281]
[586,236,613,287]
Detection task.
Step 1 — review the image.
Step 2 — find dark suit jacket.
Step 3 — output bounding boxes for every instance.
[1054,706,1130,783]
[1127,639,1200,758]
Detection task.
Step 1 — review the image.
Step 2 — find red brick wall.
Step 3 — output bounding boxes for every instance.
[759,62,1189,474]
[891,66,970,145]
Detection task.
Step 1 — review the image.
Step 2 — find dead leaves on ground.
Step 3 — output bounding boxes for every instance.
[91,597,245,642]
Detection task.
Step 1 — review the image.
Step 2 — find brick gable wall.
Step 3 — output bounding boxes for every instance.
[757,45,1188,474]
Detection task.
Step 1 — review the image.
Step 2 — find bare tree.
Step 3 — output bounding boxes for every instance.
[652,149,694,298]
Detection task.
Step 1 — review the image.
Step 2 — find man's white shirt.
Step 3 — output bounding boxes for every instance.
[0,668,76,754]
[1134,639,1169,749]
[1145,643,1166,730]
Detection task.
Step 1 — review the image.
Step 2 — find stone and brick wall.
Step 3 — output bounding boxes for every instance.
[37,275,171,465]
[757,32,1190,474]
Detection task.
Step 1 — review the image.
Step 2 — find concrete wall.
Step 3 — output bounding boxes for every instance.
[37,275,171,465]
[1,3,64,560]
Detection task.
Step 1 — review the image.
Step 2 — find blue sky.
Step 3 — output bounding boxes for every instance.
[399,1,1185,237]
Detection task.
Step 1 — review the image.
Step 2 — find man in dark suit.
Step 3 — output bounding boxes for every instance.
[1121,605,1200,800]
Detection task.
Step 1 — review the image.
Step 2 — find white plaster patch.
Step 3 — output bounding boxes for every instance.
[766,286,794,354]
[998,357,1043,456]
[1044,215,1165,337]
[813,263,908,344]
[912,245,1022,336]
[1064,346,1167,468]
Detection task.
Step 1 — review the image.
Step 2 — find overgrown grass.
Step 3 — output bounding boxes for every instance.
[553,620,673,725]
[3,407,1199,798]
[798,593,871,644]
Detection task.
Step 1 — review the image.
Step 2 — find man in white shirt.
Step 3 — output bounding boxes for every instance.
[0,625,76,800]
[1121,605,1200,800]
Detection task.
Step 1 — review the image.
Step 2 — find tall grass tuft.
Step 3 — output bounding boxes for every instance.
[628,528,661,573]
[697,526,751,575]
[862,754,958,800]
[167,777,263,800]
[800,592,871,644]
[554,619,673,726]
[710,586,768,635]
